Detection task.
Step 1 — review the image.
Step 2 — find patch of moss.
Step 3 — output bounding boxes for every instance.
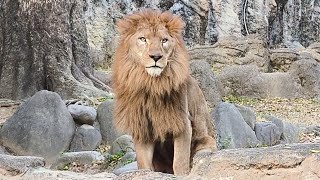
[223,94,259,107]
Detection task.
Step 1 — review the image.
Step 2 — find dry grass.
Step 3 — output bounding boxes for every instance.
[223,95,320,126]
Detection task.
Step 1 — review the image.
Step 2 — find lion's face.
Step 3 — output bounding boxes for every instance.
[116,10,187,78]
[129,25,176,77]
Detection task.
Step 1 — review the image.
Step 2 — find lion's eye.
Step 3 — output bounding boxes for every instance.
[161,38,168,43]
[139,37,146,42]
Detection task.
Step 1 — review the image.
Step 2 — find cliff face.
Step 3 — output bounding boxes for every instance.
[85,0,320,66]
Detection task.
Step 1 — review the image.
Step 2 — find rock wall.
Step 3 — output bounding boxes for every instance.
[85,0,319,65]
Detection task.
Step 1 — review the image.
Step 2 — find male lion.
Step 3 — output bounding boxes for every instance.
[112,9,217,176]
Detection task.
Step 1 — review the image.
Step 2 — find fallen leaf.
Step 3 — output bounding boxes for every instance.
[310,149,320,153]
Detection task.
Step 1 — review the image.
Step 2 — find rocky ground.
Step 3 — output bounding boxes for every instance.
[0,92,319,179]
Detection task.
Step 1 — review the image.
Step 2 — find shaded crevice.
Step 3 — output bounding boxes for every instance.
[23,20,35,95]
[43,53,53,91]
[199,16,208,45]
[0,4,5,79]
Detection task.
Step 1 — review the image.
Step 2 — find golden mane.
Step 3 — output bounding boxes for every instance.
[112,9,190,143]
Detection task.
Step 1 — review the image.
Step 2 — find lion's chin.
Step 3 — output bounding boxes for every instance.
[146,67,163,77]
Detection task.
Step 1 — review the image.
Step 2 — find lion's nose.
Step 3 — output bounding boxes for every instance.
[149,55,163,62]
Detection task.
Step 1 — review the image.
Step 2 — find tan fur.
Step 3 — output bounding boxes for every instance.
[112,9,217,175]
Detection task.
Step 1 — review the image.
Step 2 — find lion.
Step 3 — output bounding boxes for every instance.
[112,9,217,176]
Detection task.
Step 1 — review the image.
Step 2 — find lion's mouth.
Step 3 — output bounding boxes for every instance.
[146,65,162,69]
[145,65,164,77]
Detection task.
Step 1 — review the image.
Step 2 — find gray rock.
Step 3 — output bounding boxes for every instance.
[218,64,319,98]
[218,65,299,97]
[68,104,97,125]
[50,151,105,170]
[0,154,45,173]
[113,161,138,176]
[22,167,116,180]
[0,90,75,161]
[111,135,135,154]
[255,122,281,146]
[218,65,265,97]
[112,151,137,171]
[268,116,284,135]
[96,100,121,144]
[189,143,320,179]
[70,125,102,152]
[235,104,256,130]
[282,122,300,144]
[266,116,299,143]
[212,102,260,149]
[190,60,223,108]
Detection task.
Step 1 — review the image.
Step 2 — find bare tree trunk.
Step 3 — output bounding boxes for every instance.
[0,0,110,100]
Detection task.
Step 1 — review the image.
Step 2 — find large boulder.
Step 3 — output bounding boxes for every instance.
[188,143,320,180]
[218,65,265,97]
[70,124,102,152]
[218,64,320,99]
[0,90,75,161]
[96,100,121,144]
[212,102,260,149]
[190,60,223,108]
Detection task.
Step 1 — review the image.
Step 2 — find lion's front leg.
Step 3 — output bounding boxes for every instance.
[134,141,155,170]
[173,121,192,176]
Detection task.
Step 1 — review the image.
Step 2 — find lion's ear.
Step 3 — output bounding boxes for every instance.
[163,13,185,36]
[116,18,130,35]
